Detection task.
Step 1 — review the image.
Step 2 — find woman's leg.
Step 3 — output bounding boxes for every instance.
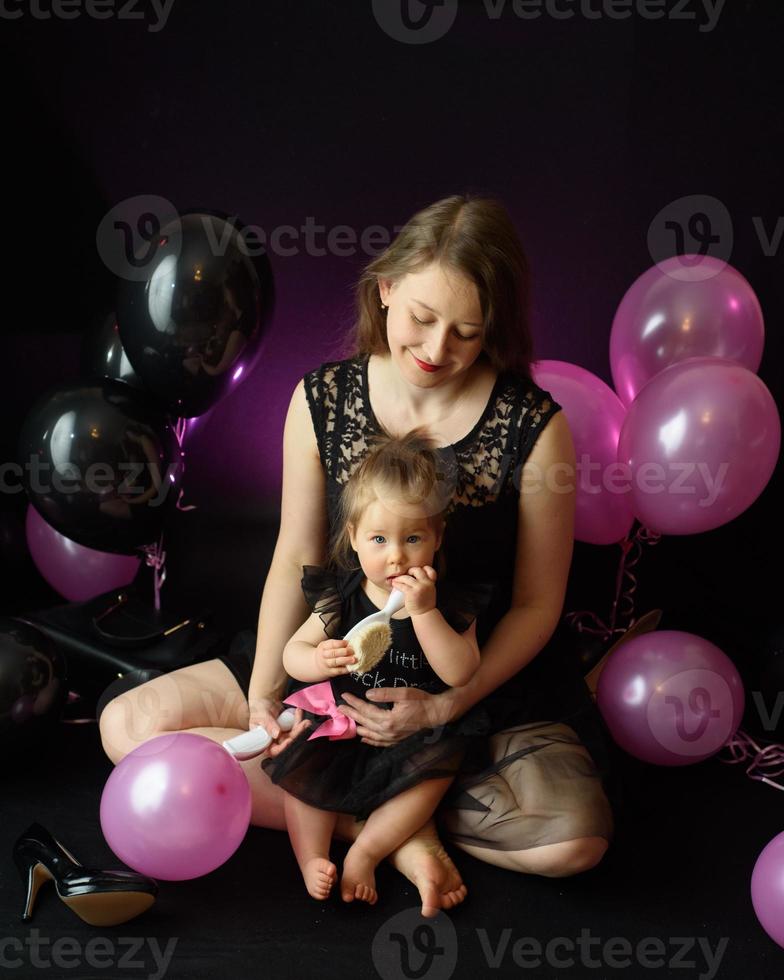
[438,722,614,877]
[340,775,456,910]
[283,793,339,899]
[98,658,289,830]
[99,657,467,913]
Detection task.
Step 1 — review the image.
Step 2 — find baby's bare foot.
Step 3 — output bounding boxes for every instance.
[341,843,378,905]
[389,822,467,917]
[301,857,337,900]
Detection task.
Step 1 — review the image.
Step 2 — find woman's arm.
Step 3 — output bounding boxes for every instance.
[338,411,576,743]
[413,613,480,688]
[439,409,577,721]
[247,378,329,706]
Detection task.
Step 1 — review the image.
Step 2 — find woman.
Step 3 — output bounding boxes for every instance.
[99,194,614,918]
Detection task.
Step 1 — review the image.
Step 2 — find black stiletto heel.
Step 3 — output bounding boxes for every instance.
[13,823,158,926]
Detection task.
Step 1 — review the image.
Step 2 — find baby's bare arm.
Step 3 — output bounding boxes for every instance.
[411,615,480,687]
[283,613,357,682]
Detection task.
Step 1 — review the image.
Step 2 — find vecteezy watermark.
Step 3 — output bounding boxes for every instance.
[751,689,784,733]
[98,664,254,749]
[477,928,729,979]
[372,0,727,44]
[0,0,176,32]
[2,457,179,508]
[0,930,178,980]
[645,668,737,758]
[372,908,458,980]
[647,194,733,280]
[514,456,731,509]
[648,193,784,280]
[97,195,408,281]
[370,914,728,980]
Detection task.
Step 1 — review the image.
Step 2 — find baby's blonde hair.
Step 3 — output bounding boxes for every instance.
[330,427,450,573]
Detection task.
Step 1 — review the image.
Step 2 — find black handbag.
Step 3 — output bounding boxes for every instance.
[18,584,230,709]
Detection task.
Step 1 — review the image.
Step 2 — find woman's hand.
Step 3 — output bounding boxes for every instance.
[314,638,357,676]
[337,686,454,747]
[247,696,312,758]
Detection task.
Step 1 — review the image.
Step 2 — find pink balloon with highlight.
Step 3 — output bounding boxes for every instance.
[596,629,745,766]
[752,831,784,949]
[532,360,635,545]
[610,255,764,407]
[100,733,251,881]
[25,505,141,601]
[616,357,780,535]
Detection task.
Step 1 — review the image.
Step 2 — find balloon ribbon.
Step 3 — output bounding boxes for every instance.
[565,520,662,643]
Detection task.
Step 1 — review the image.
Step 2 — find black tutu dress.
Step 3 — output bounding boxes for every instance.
[261,565,495,822]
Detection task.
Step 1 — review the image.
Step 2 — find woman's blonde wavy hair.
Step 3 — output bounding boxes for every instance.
[347,193,534,381]
[330,427,449,575]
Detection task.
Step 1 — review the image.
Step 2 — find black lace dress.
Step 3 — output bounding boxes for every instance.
[242,353,617,839]
[293,353,611,774]
[260,566,495,820]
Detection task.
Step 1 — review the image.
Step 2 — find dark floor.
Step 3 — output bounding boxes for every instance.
[2,705,782,980]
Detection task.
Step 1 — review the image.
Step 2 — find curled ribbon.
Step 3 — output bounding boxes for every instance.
[139,532,167,612]
[284,681,357,741]
[565,520,662,643]
[717,727,784,791]
[173,417,196,512]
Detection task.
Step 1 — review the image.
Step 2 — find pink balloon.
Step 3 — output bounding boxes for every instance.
[596,630,745,766]
[100,733,251,880]
[617,357,780,535]
[25,505,140,601]
[752,831,784,948]
[610,255,764,406]
[532,360,635,545]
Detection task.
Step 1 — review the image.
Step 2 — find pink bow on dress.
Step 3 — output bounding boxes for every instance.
[284,681,357,741]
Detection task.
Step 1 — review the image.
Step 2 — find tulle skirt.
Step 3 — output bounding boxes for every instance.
[261,699,494,823]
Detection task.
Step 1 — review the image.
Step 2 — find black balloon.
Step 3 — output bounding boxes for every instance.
[18,379,183,554]
[0,617,67,764]
[81,311,143,389]
[116,211,274,418]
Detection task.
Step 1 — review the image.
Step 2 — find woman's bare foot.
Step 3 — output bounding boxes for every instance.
[300,857,337,900]
[341,842,378,905]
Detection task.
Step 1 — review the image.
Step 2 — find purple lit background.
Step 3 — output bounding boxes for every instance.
[0,2,781,636]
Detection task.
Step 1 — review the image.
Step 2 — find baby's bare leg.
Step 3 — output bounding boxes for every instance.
[283,792,339,900]
[341,776,454,906]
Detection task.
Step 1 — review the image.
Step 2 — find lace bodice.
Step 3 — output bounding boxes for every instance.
[303,353,561,645]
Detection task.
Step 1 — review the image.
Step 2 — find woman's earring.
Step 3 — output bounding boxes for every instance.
[380,302,387,312]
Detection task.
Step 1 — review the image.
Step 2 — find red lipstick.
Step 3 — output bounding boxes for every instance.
[411,353,442,373]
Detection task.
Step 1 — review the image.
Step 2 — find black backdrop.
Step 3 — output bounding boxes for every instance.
[3,5,784,978]
[0,0,781,664]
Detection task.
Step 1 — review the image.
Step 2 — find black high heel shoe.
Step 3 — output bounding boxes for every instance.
[13,823,158,926]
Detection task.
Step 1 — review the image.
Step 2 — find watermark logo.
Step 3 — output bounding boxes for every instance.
[646,668,736,758]
[372,0,458,44]
[96,195,182,282]
[372,908,458,979]
[647,194,733,281]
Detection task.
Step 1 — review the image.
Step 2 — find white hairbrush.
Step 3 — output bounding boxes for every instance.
[222,708,297,761]
[343,588,404,672]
